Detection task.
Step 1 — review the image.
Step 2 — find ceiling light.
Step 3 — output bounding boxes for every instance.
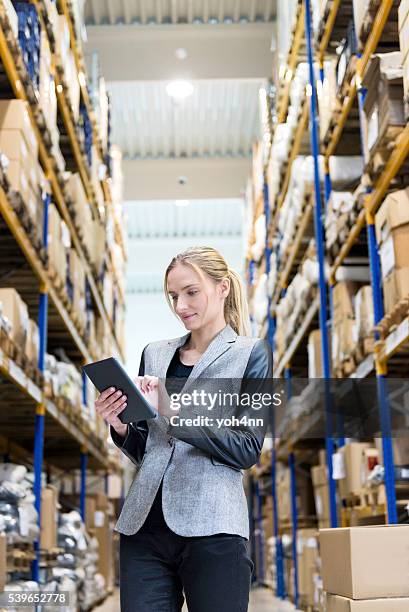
[166,80,194,100]
[174,200,190,207]
[175,48,188,60]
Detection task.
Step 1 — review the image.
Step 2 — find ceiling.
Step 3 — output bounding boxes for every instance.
[85,0,276,26]
[109,79,262,159]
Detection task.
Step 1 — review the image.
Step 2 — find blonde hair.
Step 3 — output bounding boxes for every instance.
[164,246,251,337]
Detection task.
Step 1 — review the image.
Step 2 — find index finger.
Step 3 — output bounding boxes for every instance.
[99,387,116,401]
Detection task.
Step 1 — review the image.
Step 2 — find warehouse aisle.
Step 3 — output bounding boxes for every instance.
[94,587,298,611]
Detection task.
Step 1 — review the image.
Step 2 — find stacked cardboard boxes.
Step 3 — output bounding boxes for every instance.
[331,281,360,373]
[399,0,409,112]
[85,493,115,592]
[26,318,40,367]
[336,443,371,501]
[311,463,331,529]
[48,203,70,285]
[320,526,409,610]
[375,188,409,314]
[0,288,29,348]
[55,14,80,122]
[0,100,42,231]
[67,248,86,332]
[40,485,58,550]
[39,30,57,136]
[352,286,374,360]
[361,53,405,165]
[298,529,320,609]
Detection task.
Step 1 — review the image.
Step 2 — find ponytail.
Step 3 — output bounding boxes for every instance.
[164,246,251,336]
[225,267,251,336]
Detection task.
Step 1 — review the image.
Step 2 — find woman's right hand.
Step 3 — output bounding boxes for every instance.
[95,387,128,438]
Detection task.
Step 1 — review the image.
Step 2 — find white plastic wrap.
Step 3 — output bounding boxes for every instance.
[0,464,27,483]
[250,214,266,262]
[253,274,268,325]
[329,156,365,187]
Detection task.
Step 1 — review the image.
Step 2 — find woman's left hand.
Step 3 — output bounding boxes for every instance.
[134,375,177,419]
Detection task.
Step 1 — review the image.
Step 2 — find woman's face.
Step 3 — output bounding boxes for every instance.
[167,263,229,330]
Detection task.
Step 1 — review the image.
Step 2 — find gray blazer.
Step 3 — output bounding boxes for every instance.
[111,324,272,539]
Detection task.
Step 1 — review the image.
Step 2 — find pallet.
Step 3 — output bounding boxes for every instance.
[376,296,409,340]
[365,125,409,183]
[351,336,375,366]
[334,355,356,378]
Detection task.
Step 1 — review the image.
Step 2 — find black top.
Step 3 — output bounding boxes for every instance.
[139,347,193,532]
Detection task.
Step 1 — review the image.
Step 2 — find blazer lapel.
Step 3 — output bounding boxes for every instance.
[178,324,237,395]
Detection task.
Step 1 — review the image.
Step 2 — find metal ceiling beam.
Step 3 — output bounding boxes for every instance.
[122,156,251,200]
[85,23,274,81]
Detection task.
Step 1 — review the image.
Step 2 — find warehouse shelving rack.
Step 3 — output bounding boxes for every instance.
[0,2,125,361]
[249,0,409,602]
[32,0,127,307]
[0,3,123,586]
[56,0,127,261]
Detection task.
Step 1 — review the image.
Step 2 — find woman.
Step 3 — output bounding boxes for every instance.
[95,246,272,612]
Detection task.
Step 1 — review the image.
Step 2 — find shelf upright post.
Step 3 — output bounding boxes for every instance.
[254,470,265,586]
[80,447,88,522]
[270,406,286,599]
[304,0,338,528]
[32,191,51,582]
[264,178,285,598]
[355,50,397,523]
[367,209,397,523]
[285,367,299,608]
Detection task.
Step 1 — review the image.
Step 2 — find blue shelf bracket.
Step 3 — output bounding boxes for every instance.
[270,407,286,598]
[304,0,338,528]
[80,448,88,523]
[289,452,299,608]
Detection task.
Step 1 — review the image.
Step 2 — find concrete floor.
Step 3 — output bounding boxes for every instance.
[94,588,298,611]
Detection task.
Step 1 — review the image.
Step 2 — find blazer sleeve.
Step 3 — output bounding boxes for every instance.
[166,339,273,470]
[110,346,149,466]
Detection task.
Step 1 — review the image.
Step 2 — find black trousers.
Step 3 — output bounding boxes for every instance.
[119,526,254,612]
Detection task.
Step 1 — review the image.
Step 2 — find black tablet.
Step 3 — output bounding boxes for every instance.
[82,357,157,424]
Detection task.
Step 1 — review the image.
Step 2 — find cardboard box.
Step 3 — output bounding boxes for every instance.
[26,318,39,366]
[6,158,31,203]
[362,53,405,157]
[333,282,360,325]
[40,485,58,550]
[320,525,409,599]
[326,593,409,611]
[312,465,328,488]
[0,533,6,591]
[0,100,38,159]
[353,286,374,339]
[39,31,57,135]
[47,203,67,283]
[0,288,29,347]
[298,530,319,605]
[308,329,323,378]
[382,267,409,314]
[399,0,409,61]
[338,443,370,498]
[332,319,356,370]
[375,437,409,467]
[95,515,114,589]
[85,496,97,532]
[375,189,409,245]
